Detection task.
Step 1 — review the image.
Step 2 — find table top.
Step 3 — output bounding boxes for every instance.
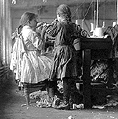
[81,36,112,50]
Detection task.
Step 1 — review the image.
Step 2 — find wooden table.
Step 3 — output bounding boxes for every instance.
[81,36,112,109]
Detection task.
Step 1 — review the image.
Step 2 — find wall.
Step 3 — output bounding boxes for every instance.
[11,7,38,31]
[11,1,117,33]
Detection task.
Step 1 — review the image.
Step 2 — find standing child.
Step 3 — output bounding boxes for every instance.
[44,4,85,110]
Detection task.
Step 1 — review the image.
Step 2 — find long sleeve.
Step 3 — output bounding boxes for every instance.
[23,31,43,51]
[45,22,60,37]
[32,33,43,50]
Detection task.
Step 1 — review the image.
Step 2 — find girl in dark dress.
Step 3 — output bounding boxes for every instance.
[44,4,84,110]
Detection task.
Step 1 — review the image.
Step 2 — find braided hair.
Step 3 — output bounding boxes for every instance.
[56,4,71,22]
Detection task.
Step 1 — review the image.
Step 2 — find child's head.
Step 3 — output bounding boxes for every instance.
[56,4,71,22]
[19,12,38,29]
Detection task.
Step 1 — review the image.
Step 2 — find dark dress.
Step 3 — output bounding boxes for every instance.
[45,20,82,80]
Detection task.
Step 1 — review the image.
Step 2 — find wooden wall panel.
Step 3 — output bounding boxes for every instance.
[0,0,12,65]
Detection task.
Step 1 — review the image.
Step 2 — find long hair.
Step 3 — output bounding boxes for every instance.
[19,12,37,26]
[56,4,71,22]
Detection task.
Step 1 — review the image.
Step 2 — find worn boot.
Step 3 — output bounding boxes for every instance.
[57,77,70,110]
[57,101,70,110]
[56,97,70,110]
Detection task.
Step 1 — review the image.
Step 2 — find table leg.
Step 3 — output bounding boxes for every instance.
[107,59,115,88]
[82,49,92,109]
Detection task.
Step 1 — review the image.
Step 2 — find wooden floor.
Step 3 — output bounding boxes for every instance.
[0,73,118,119]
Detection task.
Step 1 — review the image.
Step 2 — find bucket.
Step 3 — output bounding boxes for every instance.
[73,38,81,51]
[94,27,103,37]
